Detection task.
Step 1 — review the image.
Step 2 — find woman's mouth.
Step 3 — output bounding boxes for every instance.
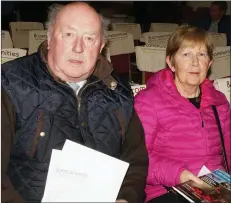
[189,72,200,75]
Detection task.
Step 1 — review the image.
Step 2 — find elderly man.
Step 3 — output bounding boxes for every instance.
[1,2,148,203]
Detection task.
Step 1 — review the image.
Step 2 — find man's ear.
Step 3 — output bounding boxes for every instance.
[47,35,51,50]
[100,42,105,53]
[166,56,175,72]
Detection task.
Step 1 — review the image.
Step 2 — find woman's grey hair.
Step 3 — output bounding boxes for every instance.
[45,3,109,42]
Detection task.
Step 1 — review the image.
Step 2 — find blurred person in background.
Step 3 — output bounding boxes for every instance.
[191,1,230,45]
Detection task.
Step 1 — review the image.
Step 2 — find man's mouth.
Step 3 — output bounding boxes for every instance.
[69,59,83,65]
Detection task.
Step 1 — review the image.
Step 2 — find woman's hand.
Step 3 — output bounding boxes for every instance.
[180,170,204,185]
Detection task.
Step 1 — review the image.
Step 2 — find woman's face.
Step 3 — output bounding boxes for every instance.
[166,44,213,87]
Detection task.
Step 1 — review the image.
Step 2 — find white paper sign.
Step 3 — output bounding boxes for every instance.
[28,30,47,55]
[142,32,172,46]
[209,46,230,80]
[106,31,135,56]
[149,23,178,32]
[1,48,27,64]
[1,31,13,48]
[135,45,166,72]
[42,140,129,202]
[213,78,231,104]
[131,85,146,96]
[209,32,227,47]
[112,23,142,40]
[10,22,44,48]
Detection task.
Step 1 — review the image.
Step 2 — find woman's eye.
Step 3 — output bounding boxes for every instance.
[198,53,207,57]
[183,53,189,56]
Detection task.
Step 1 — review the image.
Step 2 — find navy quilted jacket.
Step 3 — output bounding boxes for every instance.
[1,44,148,203]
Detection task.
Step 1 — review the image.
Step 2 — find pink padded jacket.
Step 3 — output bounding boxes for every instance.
[134,68,230,202]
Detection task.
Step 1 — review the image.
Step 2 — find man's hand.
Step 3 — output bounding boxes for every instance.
[180,170,204,185]
[116,199,128,203]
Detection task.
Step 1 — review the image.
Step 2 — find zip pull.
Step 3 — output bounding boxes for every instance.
[200,112,204,127]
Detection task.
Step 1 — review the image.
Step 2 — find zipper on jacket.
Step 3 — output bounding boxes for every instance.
[200,112,204,127]
[77,78,101,115]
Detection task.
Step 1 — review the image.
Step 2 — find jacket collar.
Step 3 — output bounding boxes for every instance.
[38,41,117,89]
[147,68,228,108]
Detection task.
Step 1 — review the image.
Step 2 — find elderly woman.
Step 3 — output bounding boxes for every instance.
[135,25,230,202]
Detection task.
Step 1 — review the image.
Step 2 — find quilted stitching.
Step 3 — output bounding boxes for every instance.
[2,53,134,202]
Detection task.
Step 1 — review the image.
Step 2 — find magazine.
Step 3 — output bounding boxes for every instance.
[171,169,231,203]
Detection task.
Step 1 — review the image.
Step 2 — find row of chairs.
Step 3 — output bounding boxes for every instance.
[2,22,230,85]
[5,21,227,49]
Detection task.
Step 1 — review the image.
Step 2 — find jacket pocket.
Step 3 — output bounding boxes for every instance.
[30,110,44,158]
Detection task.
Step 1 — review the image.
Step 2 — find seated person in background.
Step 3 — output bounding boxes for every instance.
[191,1,230,45]
[135,25,230,202]
[1,2,148,203]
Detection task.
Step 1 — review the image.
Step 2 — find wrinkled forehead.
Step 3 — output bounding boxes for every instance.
[55,5,102,34]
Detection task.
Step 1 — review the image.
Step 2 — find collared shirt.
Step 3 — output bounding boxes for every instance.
[66,80,87,96]
[208,20,219,33]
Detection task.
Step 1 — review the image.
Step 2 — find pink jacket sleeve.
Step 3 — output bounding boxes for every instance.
[135,90,187,187]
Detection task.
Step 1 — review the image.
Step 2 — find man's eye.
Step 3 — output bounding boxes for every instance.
[86,36,94,41]
[64,32,75,38]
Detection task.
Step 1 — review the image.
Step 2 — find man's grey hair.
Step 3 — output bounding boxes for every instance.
[45,3,109,42]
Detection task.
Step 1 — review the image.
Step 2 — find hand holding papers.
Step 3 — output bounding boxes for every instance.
[42,140,129,202]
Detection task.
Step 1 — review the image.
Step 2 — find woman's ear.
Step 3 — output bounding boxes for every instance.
[208,59,213,69]
[166,56,175,72]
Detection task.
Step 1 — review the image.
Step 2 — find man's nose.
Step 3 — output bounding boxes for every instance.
[72,37,84,53]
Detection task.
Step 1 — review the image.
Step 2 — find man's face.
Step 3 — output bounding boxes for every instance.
[47,5,105,82]
[210,5,224,21]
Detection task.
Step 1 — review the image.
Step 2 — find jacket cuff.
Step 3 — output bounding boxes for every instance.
[117,188,140,203]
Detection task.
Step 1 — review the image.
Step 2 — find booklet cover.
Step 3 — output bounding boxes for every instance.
[171,169,231,203]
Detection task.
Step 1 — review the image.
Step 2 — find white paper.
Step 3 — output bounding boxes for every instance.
[42,140,129,202]
[197,165,211,177]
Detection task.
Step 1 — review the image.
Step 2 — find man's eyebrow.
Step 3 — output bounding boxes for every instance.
[64,26,97,35]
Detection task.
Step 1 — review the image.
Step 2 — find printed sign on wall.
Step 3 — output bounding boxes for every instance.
[142,32,172,46]
[10,22,44,48]
[135,45,166,72]
[213,78,230,104]
[112,23,142,40]
[209,46,230,80]
[209,32,227,47]
[149,23,178,32]
[1,48,27,64]
[131,85,147,96]
[2,31,13,48]
[106,31,135,56]
[28,30,47,55]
